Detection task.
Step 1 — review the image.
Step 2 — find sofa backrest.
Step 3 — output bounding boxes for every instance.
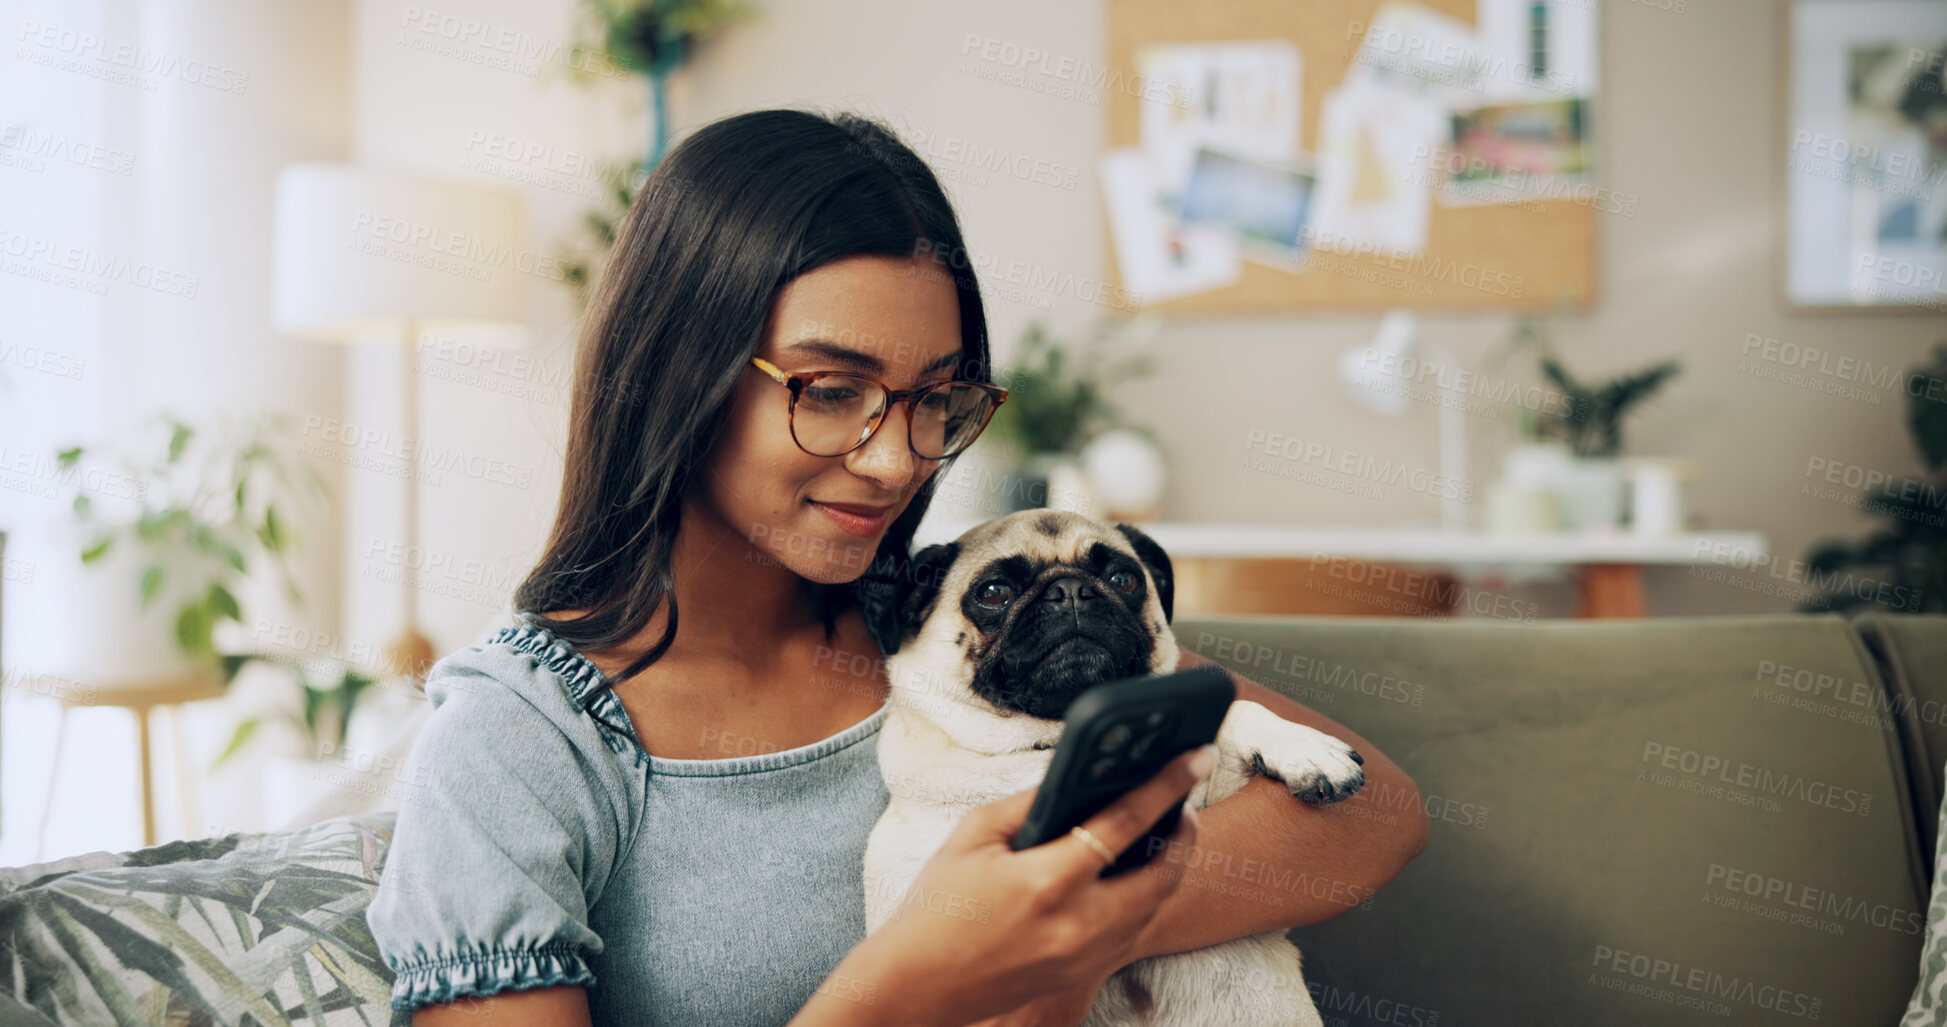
[1178,613,1930,1027]
[1854,613,1947,865]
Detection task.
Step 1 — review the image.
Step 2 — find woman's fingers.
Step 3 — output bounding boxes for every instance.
[1064,744,1214,882]
[957,786,1040,849]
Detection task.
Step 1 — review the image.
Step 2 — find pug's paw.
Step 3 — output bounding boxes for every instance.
[1249,735,1366,805]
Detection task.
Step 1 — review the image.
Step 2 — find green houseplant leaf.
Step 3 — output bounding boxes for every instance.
[1798,340,1947,614]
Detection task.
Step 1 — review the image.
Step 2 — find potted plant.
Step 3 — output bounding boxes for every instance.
[982,317,1161,516]
[56,413,390,808]
[211,654,382,816]
[1800,341,1947,614]
[559,0,756,303]
[55,413,322,682]
[1496,314,1681,530]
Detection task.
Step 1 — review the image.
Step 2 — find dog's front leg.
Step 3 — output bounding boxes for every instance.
[1192,700,1366,809]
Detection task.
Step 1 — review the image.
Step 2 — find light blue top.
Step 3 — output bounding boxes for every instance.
[364,611,893,1025]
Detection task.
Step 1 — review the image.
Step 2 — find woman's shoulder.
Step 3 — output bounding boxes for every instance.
[416,610,649,773]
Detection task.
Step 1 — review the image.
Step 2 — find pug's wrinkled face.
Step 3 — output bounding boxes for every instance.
[894,509,1180,724]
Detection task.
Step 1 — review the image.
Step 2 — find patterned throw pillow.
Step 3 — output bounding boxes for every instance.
[1905,772,1947,1026]
[0,812,407,1027]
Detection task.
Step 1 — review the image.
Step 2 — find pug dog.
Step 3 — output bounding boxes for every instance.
[861,508,1368,1027]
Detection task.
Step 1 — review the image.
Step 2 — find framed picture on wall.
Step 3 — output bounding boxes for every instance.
[1782,0,1947,312]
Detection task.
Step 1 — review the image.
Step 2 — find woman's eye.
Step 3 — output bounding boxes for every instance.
[1109,570,1139,593]
[975,582,1016,607]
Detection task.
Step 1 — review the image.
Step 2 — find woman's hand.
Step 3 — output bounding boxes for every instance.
[825,744,1215,1027]
[959,970,1114,1027]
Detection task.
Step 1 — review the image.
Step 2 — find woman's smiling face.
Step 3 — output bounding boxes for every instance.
[696,253,966,585]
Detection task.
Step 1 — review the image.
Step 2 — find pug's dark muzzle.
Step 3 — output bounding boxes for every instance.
[968,569,1155,720]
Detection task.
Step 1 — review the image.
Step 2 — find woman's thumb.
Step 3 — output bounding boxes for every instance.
[961,786,1039,846]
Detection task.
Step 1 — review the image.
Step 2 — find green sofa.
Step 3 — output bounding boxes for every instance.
[1,614,1937,1025]
[1177,613,1938,1027]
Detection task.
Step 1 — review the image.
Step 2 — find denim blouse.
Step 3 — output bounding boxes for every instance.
[364,612,893,1025]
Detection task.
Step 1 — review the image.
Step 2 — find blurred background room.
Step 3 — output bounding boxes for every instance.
[0,0,1941,870]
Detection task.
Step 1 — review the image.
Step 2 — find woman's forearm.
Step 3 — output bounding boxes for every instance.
[1128,650,1431,961]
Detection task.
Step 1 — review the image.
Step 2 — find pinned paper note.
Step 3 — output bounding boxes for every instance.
[1177,147,1316,268]
[1137,41,1301,195]
[1473,0,1598,103]
[1308,81,1444,256]
[1099,147,1241,303]
[1343,2,1483,109]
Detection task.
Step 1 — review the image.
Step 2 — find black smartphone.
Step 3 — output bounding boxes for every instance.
[1010,664,1235,877]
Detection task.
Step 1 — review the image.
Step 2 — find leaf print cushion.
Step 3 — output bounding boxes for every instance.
[0,811,407,1027]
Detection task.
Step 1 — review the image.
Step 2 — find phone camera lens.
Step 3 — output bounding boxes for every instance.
[1088,756,1118,781]
[1098,723,1132,753]
[1145,710,1166,727]
[1129,731,1160,761]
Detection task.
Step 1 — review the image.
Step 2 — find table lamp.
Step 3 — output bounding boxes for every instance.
[271,164,529,683]
[1336,309,1470,531]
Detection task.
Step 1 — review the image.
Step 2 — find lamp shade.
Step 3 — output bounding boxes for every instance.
[272,164,529,346]
[1336,308,1417,416]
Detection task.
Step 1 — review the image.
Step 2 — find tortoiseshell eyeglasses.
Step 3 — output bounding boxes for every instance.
[748,356,1009,460]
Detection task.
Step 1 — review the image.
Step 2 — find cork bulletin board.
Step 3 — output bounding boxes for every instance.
[1104,0,1599,314]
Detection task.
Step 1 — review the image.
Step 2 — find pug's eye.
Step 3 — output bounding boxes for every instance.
[1108,570,1140,594]
[975,581,1016,608]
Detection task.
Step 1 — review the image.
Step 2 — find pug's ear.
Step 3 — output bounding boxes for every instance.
[1114,523,1173,624]
[900,542,961,638]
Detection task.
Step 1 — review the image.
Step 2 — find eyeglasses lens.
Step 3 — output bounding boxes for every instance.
[793,377,995,458]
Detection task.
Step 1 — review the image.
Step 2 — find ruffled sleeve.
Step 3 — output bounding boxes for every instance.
[365,640,638,1012]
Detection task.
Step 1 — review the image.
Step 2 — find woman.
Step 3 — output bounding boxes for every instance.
[365,107,1428,1027]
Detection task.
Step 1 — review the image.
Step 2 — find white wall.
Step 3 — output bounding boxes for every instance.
[0,0,352,860]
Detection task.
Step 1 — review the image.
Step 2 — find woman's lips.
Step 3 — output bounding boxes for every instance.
[810,500,892,538]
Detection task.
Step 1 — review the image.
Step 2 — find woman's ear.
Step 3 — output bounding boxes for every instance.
[1113,523,1174,624]
[899,542,961,639]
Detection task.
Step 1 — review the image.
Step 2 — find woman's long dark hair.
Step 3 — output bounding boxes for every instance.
[511,107,991,699]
